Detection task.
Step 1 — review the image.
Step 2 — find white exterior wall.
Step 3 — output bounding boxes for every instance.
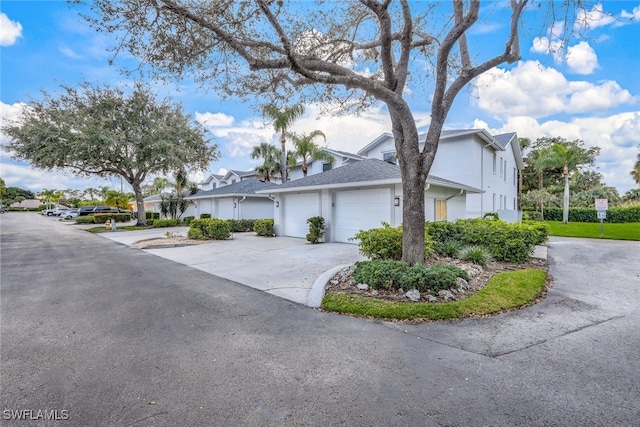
[195,199,213,218]
[217,198,235,219]
[238,198,274,219]
[360,137,395,160]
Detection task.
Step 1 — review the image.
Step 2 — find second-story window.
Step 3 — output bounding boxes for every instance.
[322,163,332,172]
[383,151,397,164]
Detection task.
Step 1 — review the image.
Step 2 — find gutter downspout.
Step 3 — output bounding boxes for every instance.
[237,196,246,220]
[446,189,464,201]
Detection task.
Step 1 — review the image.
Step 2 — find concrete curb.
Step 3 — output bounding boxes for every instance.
[307,264,352,308]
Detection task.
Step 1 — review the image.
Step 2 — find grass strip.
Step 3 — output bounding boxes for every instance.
[545,221,639,241]
[321,268,547,321]
[86,225,152,233]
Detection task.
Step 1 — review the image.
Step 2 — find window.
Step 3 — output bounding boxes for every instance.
[435,200,447,221]
[493,153,497,174]
[499,157,504,177]
[513,198,517,210]
[322,162,332,172]
[492,193,496,211]
[504,160,507,182]
[513,167,517,186]
[231,179,236,184]
[383,151,396,164]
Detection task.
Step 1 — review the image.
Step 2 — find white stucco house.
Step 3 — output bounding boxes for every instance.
[188,178,278,220]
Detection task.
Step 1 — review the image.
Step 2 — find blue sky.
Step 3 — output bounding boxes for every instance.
[1,1,639,196]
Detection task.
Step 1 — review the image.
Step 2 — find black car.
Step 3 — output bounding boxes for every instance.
[77,206,120,216]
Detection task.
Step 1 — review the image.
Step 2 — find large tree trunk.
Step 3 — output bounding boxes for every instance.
[390,103,427,266]
[132,181,147,226]
[563,174,569,224]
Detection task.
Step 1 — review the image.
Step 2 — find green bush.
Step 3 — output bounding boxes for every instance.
[351,222,434,261]
[93,213,131,224]
[352,260,468,294]
[200,213,212,219]
[523,210,543,221]
[153,218,179,228]
[183,216,195,225]
[459,245,493,267]
[187,227,206,240]
[306,216,325,244]
[427,219,544,264]
[75,215,96,224]
[189,218,231,240]
[539,206,640,223]
[147,219,155,226]
[228,219,256,232]
[434,240,461,258]
[254,219,275,237]
[483,212,500,220]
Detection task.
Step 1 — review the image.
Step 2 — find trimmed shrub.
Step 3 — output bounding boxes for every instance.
[351,222,434,261]
[93,213,131,224]
[183,216,195,225]
[153,218,179,228]
[459,245,493,267]
[352,260,468,294]
[75,215,96,224]
[228,219,256,232]
[200,213,212,219]
[539,206,640,223]
[254,219,275,237]
[306,216,325,244]
[483,212,500,220]
[187,227,206,240]
[523,210,543,221]
[434,240,461,258]
[189,218,231,240]
[147,219,155,226]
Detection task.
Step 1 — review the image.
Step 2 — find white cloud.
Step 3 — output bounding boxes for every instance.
[566,41,598,74]
[481,111,640,193]
[575,4,617,32]
[59,45,83,60]
[474,61,635,118]
[195,112,235,127]
[0,13,22,46]
[620,5,640,20]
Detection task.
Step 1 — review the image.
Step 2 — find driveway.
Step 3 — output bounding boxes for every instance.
[97,227,366,306]
[2,214,639,426]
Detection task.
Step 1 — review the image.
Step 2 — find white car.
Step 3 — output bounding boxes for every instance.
[62,208,79,219]
[52,207,69,216]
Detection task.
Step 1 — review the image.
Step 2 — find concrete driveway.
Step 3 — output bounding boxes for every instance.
[97,227,365,306]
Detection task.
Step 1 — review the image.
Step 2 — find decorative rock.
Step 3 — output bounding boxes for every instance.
[356,283,369,291]
[371,289,379,296]
[456,277,469,290]
[405,289,421,301]
[330,279,339,286]
[426,295,438,302]
[437,290,455,301]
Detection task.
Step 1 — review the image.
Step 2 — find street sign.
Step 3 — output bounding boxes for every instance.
[595,199,608,210]
[597,211,607,219]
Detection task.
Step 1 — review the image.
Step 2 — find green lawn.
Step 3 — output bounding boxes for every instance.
[87,225,152,233]
[545,221,640,241]
[321,268,547,321]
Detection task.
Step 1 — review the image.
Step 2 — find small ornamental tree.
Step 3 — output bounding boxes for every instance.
[1,82,218,225]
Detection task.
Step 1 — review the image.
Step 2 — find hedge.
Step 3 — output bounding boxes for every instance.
[350,222,434,261]
[92,213,132,224]
[188,218,231,240]
[426,219,548,264]
[228,219,256,232]
[254,219,275,237]
[153,218,179,228]
[532,206,640,223]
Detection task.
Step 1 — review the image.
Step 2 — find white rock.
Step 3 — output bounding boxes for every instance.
[405,289,421,301]
[356,283,369,291]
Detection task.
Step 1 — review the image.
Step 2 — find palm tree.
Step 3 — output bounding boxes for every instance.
[40,188,58,209]
[517,137,531,210]
[537,143,585,224]
[105,190,131,209]
[632,150,640,186]
[262,103,305,183]
[251,142,281,182]
[159,168,198,219]
[288,130,333,177]
[84,187,98,201]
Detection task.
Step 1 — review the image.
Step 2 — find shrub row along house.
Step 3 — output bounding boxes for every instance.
[144,129,523,242]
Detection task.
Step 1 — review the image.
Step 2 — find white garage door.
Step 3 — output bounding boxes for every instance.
[334,188,391,243]
[218,198,235,219]
[282,193,320,238]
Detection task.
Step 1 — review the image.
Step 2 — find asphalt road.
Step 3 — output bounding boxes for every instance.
[1,213,639,426]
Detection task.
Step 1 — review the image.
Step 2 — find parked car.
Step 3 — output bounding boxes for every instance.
[77,206,120,216]
[42,208,58,216]
[52,207,70,216]
[62,208,79,219]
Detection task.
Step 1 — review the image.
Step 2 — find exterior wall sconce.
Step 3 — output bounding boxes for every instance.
[233,202,237,208]
[276,201,280,208]
[394,197,400,206]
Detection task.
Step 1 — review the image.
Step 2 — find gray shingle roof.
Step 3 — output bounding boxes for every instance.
[259,159,482,193]
[493,132,517,147]
[189,178,279,199]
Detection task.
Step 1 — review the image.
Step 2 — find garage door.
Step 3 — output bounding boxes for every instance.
[334,188,391,243]
[218,198,234,219]
[282,193,320,238]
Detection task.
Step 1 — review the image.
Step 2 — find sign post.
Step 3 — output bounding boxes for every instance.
[595,199,608,237]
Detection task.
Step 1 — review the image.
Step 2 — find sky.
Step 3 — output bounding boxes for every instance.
[1,1,639,197]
